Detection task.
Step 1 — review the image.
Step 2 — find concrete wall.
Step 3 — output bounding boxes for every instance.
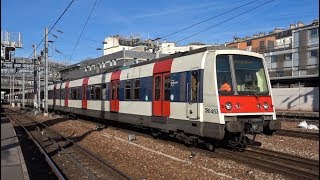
[272,87,319,112]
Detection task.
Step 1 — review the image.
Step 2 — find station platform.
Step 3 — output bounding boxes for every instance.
[1,116,29,180]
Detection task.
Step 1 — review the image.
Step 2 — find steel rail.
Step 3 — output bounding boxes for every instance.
[214,147,319,179]
[8,108,131,180]
[6,114,66,180]
[275,129,319,140]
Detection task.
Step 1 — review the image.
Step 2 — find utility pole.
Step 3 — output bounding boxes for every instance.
[9,75,11,105]
[33,44,37,109]
[12,71,15,107]
[38,55,41,112]
[44,27,49,116]
[22,59,25,108]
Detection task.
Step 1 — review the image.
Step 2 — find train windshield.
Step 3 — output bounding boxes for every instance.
[216,54,269,95]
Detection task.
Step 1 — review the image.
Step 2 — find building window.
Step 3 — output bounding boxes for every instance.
[133,79,140,100]
[125,80,131,100]
[271,56,277,63]
[308,50,318,65]
[285,54,292,61]
[267,40,274,50]
[284,54,292,68]
[276,71,284,77]
[309,50,318,58]
[310,28,319,38]
[259,40,265,49]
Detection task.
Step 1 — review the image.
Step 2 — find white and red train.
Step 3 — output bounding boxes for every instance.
[6,47,281,147]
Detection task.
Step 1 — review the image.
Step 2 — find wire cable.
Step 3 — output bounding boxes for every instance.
[161,0,259,39]
[27,0,76,59]
[69,0,99,63]
[176,0,276,43]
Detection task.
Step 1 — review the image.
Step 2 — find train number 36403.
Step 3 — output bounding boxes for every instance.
[205,108,219,114]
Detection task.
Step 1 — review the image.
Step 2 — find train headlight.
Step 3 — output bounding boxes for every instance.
[257,103,261,109]
[235,103,240,110]
[225,102,232,110]
[263,102,269,110]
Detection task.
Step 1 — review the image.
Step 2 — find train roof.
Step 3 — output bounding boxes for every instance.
[60,46,260,82]
[98,46,236,71]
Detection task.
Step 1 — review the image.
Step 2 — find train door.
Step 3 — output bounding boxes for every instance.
[152,73,171,117]
[82,77,89,109]
[59,82,62,108]
[187,69,200,119]
[110,80,120,112]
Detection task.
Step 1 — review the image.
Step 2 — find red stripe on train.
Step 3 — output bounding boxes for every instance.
[153,59,173,74]
[219,95,274,113]
[65,81,69,107]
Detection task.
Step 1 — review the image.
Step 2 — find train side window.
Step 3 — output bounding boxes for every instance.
[164,74,171,101]
[69,88,73,100]
[133,79,140,100]
[191,70,199,101]
[90,86,95,100]
[101,84,107,100]
[125,80,131,100]
[179,72,186,101]
[117,81,120,99]
[76,87,80,100]
[95,85,101,100]
[73,88,77,100]
[57,89,60,99]
[61,89,65,99]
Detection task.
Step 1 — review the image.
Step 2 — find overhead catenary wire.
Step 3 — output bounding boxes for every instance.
[160,0,259,39]
[138,0,276,61]
[175,0,276,44]
[27,0,76,59]
[69,0,99,63]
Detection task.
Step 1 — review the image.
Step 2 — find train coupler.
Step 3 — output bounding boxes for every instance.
[245,134,262,146]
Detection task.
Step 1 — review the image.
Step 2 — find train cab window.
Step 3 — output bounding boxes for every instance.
[191,70,199,101]
[133,79,140,100]
[216,55,234,95]
[95,86,101,99]
[164,74,171,101]
[101,84,107,100]
[125,80,132,100]
[233,55,269,95]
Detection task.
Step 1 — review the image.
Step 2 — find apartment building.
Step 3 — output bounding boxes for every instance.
[226,19,319,87]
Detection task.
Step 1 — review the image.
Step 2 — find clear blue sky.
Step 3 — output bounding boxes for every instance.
[2,0,319,64]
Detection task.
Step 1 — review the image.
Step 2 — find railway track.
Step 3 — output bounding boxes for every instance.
[211,146,319,179]
[4,107,319,179]
[4,108,131,180]
[275,129,319,140]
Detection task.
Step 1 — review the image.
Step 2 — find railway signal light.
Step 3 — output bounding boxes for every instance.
[3,46,15,61]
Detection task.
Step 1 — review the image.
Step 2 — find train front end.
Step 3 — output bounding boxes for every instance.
[214,51,281,147]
